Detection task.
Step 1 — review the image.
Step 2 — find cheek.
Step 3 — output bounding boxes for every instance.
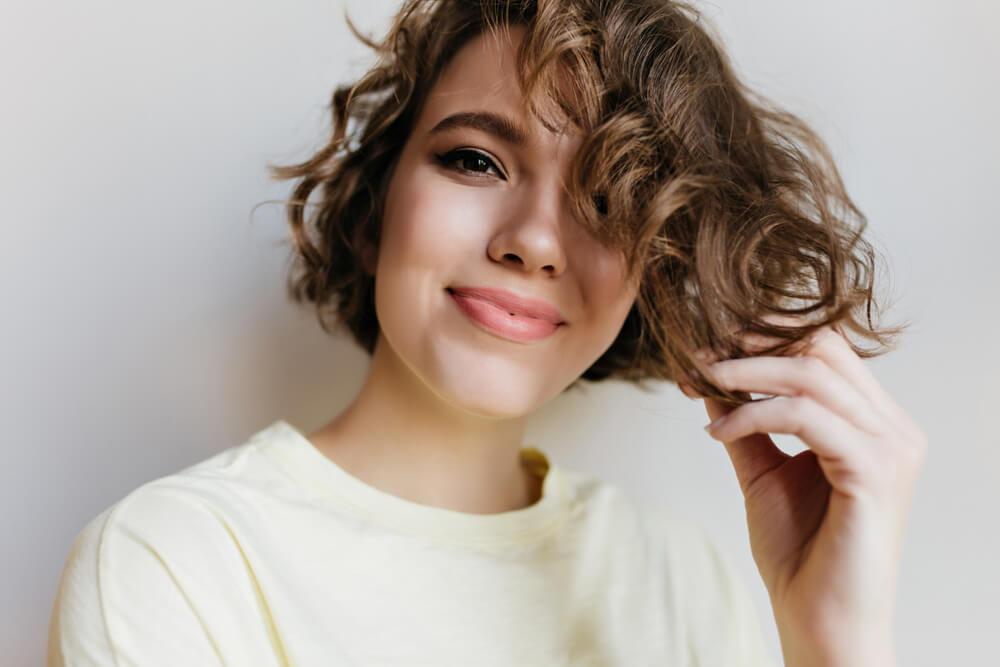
[582,246,634,304]
[380,169,494,272]
[579,252,637,343]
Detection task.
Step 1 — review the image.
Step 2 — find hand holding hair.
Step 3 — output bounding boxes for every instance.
[680,315,926,667]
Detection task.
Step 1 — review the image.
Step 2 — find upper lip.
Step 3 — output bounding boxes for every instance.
[448,286,565,324]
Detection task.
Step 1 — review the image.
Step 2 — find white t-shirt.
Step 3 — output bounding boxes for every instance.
[47,419,779,666]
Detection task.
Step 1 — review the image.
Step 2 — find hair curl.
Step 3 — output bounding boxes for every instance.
[269,0,907,405]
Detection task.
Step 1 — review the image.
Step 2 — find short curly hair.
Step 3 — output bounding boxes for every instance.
[270,0,906,404]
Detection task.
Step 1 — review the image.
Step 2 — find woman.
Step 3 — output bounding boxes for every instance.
[48,1,926,665]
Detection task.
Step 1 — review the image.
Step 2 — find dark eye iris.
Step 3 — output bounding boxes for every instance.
[459,152,490,172]
[436,148,505,180]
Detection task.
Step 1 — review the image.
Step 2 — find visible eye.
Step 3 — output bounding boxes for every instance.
[434,148,506,180]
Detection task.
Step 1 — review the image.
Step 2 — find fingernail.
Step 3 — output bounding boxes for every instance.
[704,415,727,432]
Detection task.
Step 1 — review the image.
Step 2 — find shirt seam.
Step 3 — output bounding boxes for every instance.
[99,483,227,666]
[93,504,123,667]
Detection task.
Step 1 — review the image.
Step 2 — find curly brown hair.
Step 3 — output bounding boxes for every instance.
[269,0,907,405]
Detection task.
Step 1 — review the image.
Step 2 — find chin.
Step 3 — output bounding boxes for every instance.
[376,300,575,419]
[428,360,561,420]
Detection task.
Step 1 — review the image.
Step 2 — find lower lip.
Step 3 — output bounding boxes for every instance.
[448,290,561,343]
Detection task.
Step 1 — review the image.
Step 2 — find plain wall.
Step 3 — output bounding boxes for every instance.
[3,1,997,664]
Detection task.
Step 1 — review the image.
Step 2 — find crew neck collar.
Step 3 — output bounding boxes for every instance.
[256,419,571,548]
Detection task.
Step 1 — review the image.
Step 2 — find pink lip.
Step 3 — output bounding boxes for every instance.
[447,286,565,343]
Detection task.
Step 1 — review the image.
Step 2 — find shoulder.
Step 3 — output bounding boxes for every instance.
[63,430,285,579]
[48,483,232,665]
[48,480,227,666]
[47,434,281,666]
[47,506,116,665]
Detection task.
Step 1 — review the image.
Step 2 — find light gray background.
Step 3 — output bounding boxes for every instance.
[3,1,997,665]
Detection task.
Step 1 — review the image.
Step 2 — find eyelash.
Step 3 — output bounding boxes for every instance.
[434,148,507,181]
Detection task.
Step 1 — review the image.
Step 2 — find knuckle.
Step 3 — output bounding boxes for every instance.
[784,395,816,428]
[812,325,842,346]
[884,428,928,471]
[705,363,729,386]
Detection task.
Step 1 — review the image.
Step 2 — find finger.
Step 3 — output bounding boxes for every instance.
[733,312,814,355]
[737,314,894,408]
[798,325,907,422]
[706,355,886,436]
[729,315,908,424]
[677,380,699,399]
[688,316,891,408]
[703,396,788,496]
[706,395,870,489]
[687,313,811,384]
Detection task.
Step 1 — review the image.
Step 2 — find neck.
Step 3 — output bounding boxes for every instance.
[307,334,543,514]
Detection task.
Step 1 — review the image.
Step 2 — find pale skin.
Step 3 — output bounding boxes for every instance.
[308,26,638,516]
[309,25,926,667]
[680,319,927,666]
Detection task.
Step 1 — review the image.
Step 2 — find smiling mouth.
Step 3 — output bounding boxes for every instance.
[445,287,564,322]
[445,288,563,343]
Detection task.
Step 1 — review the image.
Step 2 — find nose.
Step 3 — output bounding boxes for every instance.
[486,180,568,277]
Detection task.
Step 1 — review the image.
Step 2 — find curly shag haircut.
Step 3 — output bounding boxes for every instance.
[270,0,906,404]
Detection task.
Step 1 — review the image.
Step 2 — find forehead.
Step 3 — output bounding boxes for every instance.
[433,27,524,108]
[416,25,576,145]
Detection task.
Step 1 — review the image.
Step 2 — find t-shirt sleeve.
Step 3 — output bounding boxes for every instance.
[47,508,117,666]
[47,490,226,667]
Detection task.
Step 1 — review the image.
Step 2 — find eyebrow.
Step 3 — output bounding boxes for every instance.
[427,111,528,147]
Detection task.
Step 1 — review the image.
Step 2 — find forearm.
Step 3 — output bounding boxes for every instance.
[776,616,896,667]
[779,644,896,667]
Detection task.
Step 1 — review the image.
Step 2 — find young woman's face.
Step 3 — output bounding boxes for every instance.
[373,25,639,418]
